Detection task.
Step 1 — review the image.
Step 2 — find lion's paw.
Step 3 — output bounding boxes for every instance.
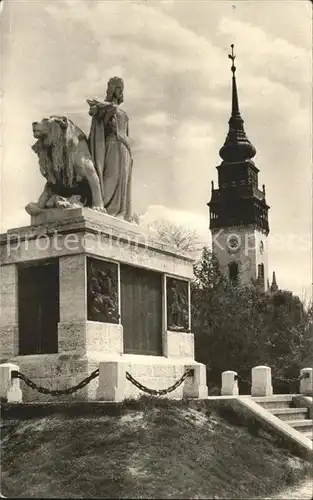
[55,199,71,209]
[91,206,107,214]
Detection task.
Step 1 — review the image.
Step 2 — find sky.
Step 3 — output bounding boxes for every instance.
[0,0,312,300]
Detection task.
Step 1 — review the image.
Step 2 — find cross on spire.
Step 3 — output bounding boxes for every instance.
[219,44,257,163]
[228,43,236,74]
[229,44,239,117]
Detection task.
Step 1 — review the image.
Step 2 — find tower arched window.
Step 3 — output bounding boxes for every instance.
[258,263,264,280]
[228,261,239,285]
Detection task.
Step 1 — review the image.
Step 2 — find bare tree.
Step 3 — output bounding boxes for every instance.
[144,218,204,255]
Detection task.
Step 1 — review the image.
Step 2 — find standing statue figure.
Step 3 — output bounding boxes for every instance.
[168,283,183,329]
[87,77,133,221]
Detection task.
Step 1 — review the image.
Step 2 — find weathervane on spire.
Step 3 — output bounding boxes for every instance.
[228,44,236,74]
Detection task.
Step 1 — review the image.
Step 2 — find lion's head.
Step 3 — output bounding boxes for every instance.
[31,116,86,188]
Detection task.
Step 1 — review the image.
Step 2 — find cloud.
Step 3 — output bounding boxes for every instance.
[218,17,311,92]
[143,112,172,128]
[175,121,214,150]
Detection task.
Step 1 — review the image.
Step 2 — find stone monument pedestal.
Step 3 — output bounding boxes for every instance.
[0,208,208,402]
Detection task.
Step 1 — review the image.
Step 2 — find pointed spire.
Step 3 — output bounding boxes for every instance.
[219,44,256,163]
[270,271,278,292]
[229,45,240,117]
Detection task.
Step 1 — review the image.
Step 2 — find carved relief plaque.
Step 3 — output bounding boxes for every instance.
[166,277,190,332]
[87,257,119,323]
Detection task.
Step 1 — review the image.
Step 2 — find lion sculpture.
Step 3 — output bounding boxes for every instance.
[26,116,106,216]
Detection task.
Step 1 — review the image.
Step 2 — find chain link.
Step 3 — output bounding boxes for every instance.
[11,369,99,396]
[272,372,310,384]
[235,375,252,386]
[126,368,194,396]
[272,376,298,384]
[235,372,310,387]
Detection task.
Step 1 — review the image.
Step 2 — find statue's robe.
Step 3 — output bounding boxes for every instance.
[88,101,132,220]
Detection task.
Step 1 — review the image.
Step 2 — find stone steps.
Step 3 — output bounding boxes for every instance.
[270,407,308,421]
[288,419,313,431]
[252,395,296,410]
[252,395,313,442]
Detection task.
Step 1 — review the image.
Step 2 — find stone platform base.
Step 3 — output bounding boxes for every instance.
[12,353,208,402]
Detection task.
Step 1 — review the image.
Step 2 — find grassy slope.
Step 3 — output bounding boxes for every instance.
[1,398,311,499]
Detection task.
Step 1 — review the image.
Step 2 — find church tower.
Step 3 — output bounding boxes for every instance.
[208,45,270,291]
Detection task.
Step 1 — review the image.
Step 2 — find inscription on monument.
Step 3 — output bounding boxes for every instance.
[87,257,119,324]
[166,277,190,332]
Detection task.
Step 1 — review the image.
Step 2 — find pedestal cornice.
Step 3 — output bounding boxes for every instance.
[0,208,194,263]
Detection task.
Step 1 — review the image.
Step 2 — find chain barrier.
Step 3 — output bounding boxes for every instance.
[272,372,310,385]
[11,369,99,396]
[9,367,309,399]
[126,368,194,396]
[234,372,309,387]
[10,367,194,398]
[235,375,251,386]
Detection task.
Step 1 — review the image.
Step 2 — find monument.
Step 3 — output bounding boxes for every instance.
[0,78,208,402]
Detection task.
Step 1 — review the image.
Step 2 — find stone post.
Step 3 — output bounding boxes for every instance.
[183,364,208,399]
[221,370,239,396]
[97,361,127,402]
[0,363,22,402]
[300,368,313,395]
[251,365,273,397]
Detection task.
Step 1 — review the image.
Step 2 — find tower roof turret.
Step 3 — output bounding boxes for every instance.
[270,271,279,292]
[219,44,256,163]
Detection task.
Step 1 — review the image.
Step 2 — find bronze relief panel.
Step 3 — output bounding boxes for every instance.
[87,257,119,324]
[166,277,190,332]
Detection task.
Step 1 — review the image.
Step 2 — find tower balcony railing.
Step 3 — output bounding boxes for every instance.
[209,185,266,201]
[252,186,266,201]
[209,215,269,234]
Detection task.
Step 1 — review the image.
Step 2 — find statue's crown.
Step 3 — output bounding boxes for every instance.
[107,76,124,88]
